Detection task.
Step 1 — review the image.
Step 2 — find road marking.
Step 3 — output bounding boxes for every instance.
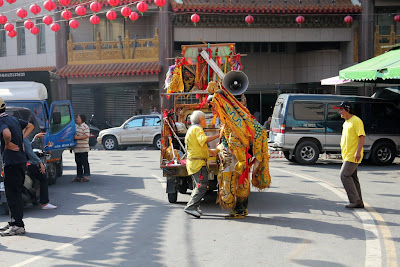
[270,167,392,267]
[11,223,118,267]
[151,174,166,189]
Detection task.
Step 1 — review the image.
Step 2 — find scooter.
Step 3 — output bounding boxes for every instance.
[0,148,50,215]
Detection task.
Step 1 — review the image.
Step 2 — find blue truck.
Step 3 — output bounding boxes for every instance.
[0,72,75,184]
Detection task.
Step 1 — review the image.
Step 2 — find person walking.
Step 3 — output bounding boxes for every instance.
[334,101,365,209]
[72,114,91,183]
[0,97,34,236]
[183,111,220,218]
[24,133,57,210]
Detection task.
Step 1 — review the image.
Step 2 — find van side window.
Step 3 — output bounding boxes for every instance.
[327,103,343,121]
[293,102,324,121]
[272,100,283,119]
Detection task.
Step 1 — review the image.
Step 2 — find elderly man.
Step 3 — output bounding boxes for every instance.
[184,110,220,218]
[334,101,365,209]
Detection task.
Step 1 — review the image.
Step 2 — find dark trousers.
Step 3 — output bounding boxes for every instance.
[27,164,49,205]
[4,163,26,227]
[340,161,363,203]
[75,152,90,177]
[185,167,209,211]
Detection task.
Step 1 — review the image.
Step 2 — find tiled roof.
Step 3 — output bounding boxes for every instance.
[170,0,362,14]
[0,66,56,72]
[57,0,154,8]
[56,61,161,78]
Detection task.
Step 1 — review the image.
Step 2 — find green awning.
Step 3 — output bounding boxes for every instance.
[339,48,400,81]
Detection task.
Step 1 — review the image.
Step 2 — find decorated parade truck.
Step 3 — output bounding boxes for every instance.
[159,42,271,205]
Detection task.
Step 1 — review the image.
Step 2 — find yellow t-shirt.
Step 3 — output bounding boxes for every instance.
[340,115,365,163]
[185,125,209,175]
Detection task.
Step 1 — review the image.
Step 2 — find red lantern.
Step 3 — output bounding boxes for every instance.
[395,15,400,23]
[50,23,60,32]
[107,0,119,7]
[43,15,53,25]
[17,8,28,19]
[24,19,34,29]
[75,5,87,16]
[121,6,131,18]
[296,15,305,25]
[0,14,7,25]
[4,23,14,32]
[137,1,148,14]
[5,0,16,4]
[154,0,166,8]
[129,12,139,21]
[344,15,353,24]
[30,26,40,35]
[245,15,254,25]
[44,0,56,12]
[8,30,17,38]
[30,4,41,15]
[69,19,79,29]
[106,10,117,21]
[0,0,3,7]
[90,1,102,13]
[90,15,100,25]
[62,9,72,20]
[191,13,200,24]
[58,0,71,6]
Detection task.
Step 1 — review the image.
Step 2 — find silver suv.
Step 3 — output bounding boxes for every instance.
[268,94,400,165]
[97,115,162,150]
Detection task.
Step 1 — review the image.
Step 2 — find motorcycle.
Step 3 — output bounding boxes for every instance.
[0,148,50,215]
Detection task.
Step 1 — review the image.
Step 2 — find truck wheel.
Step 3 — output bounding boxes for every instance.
[283,151,296,163]
[153,135,162,150]
[102,136,118,150]
[168,192,178,203]
[295,141,319,165]
[56,158,63,177]
[47,163,57,185]
[370,142,396,166]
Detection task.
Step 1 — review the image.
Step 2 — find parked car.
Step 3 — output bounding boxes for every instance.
[97,115,162,150]
[268,94,400,165]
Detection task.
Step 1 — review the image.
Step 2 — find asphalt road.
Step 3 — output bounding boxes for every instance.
[0,150,399,267]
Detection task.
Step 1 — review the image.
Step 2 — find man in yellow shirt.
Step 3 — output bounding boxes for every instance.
[184,110,220,218]
[334,101,365,209]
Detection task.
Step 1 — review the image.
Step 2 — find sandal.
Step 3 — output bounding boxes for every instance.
[72,177,81,182]
[81,176,90,182]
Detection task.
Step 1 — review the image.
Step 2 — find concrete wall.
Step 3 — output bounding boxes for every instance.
[0,0,56,69]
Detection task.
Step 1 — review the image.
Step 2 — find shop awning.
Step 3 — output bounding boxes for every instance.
[339,48,400,81]
[0,66,56,73]
[56,62,161,78]
[321,75,400,87]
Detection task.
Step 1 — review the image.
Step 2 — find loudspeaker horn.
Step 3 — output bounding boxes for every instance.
[222,70,249,95]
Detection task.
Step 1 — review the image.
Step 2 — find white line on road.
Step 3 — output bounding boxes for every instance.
[151,174,166,189]
[271,167,383,267]
[11,223,118,267]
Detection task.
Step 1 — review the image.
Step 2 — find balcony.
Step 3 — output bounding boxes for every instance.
[374,25,400,56]
[67,29,159,65]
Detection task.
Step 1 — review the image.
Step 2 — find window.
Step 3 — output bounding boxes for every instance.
[95,17,124,42]
[0,25,6,57]
[125,118,143,128]
[327,103,344,121]
[36,20,46,54]
[50,104,72,134]
[293,102,324,121]
[16,22,26,55]
[144,117,160,126]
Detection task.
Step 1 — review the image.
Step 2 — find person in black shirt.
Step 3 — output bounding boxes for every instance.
[0,97,34,236]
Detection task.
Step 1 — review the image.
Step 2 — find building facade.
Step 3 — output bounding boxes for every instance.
[1,0,400,125]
